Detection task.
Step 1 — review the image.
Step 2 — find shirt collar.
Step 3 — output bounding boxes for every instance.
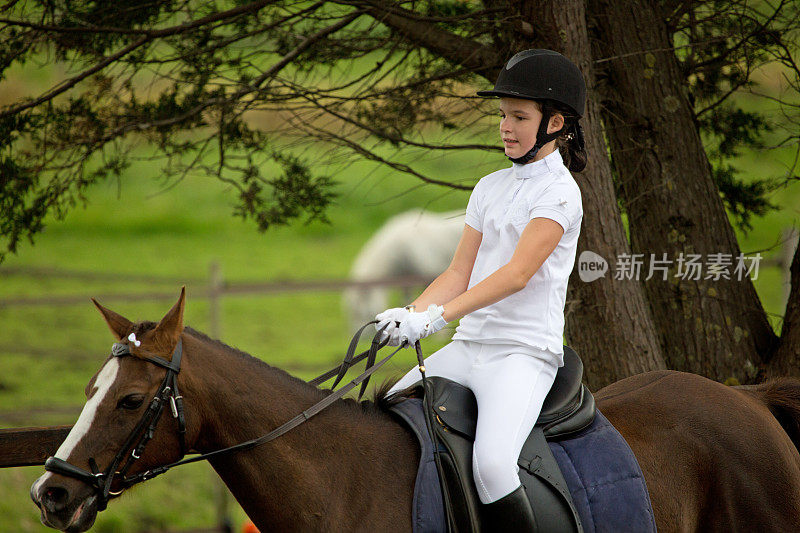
[511,149,563,180]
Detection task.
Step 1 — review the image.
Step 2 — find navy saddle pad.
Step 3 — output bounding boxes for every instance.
[390,398,657,533]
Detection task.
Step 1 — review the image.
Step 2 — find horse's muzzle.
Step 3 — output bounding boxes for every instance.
[31,474,99,532]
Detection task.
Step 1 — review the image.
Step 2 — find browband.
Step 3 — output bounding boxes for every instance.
[112,340,183,372]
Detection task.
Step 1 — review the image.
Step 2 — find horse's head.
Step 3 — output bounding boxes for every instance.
[31,289,197,532]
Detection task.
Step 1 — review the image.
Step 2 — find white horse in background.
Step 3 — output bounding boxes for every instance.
[343,209,465,331]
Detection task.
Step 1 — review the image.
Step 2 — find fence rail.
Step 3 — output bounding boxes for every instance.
[0,426,72,467]
[0,274,431,307]
[0,265,206,285]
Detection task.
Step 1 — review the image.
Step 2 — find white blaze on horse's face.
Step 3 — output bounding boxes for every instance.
[32,358,120,492]
[57,358,120,459]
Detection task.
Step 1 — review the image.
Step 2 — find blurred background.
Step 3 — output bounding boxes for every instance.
[1,1,799,531]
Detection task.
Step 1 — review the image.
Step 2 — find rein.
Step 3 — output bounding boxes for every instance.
[44,322,408,511]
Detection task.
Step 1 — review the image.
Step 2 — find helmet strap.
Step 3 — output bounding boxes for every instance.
[508,103,565,165]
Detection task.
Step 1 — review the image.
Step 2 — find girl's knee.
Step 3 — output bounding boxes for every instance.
[472,443,519,497]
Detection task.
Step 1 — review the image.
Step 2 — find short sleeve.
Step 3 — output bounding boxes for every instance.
[530,180,582,232]
[464,179,485,232]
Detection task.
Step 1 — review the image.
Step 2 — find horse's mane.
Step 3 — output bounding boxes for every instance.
[131,323,395,418]
[183,326,285,374]
[373,379,407,409]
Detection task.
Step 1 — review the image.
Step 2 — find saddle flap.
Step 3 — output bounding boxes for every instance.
[430,378,478,440]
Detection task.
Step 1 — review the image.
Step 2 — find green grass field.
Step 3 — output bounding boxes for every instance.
[1,62,799,531]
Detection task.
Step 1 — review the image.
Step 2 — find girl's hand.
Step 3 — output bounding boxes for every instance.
[398,304,447,346]
[375,307,410,346]
[375,306,410,330]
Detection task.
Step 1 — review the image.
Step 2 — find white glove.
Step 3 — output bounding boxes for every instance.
[375,307,410,346]
[398,304,448,346]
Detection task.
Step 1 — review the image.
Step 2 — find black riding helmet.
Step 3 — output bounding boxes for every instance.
[478,49,586,164]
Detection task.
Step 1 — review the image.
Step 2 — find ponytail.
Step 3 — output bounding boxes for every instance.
[538,98,587,173]
[559,121,587,173]
[536,99,589,172]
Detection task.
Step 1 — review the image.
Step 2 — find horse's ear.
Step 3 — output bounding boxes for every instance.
[92,298,134,340]
[154,287,186,347]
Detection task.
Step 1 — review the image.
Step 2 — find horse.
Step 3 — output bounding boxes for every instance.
[343,209,464,330]
[31,290,800,532]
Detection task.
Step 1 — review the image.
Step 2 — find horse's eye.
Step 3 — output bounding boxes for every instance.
[117,394,145,410]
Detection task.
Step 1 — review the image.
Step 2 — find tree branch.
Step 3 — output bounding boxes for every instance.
[344,0,503,79]
[0,0,276,38]
[688,0,788,72]
[1,7,362,123]
[297,92,498,152]
[0,35,149,119]
[302,120,473,190]
[695,60,754,116]
[0,0,290,119]
[247,10,364,89]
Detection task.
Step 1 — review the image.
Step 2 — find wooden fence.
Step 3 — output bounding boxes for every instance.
[0,426,72,467]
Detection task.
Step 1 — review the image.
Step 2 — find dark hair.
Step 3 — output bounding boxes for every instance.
[533,99,588,173]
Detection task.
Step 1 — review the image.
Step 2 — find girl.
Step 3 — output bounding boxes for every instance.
[375,49,586,531]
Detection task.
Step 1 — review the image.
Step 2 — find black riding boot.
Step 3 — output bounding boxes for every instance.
[481,485,536,532]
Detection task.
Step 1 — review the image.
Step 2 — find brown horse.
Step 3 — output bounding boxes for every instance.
[30,290,800,532]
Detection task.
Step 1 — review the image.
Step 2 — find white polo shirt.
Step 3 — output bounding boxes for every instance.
[452,149,583,364]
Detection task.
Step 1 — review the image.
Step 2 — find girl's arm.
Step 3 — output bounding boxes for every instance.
[409,224,483,310]
[439,217,564,323]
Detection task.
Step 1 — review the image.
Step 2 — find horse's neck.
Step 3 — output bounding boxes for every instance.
[183,334,419,531]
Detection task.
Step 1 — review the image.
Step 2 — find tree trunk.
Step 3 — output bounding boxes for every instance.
[521,0,667,390]
[766,242,800,377]
[587,0,779,384]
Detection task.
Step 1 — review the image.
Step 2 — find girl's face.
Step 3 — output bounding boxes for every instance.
[499,97,563,159]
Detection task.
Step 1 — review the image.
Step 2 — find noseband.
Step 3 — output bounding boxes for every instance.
[44,339,187,511]
[42,323,410,513]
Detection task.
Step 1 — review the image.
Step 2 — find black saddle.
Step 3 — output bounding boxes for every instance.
[405,345,595,533]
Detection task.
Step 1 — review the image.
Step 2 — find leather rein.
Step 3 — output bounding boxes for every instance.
[44,321,413,512]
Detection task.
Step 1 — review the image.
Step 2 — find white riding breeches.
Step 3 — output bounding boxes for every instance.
[388,339,559,504]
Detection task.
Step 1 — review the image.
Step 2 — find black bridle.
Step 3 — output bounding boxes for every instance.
[45,339,187,511]
[44,322,420,512]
